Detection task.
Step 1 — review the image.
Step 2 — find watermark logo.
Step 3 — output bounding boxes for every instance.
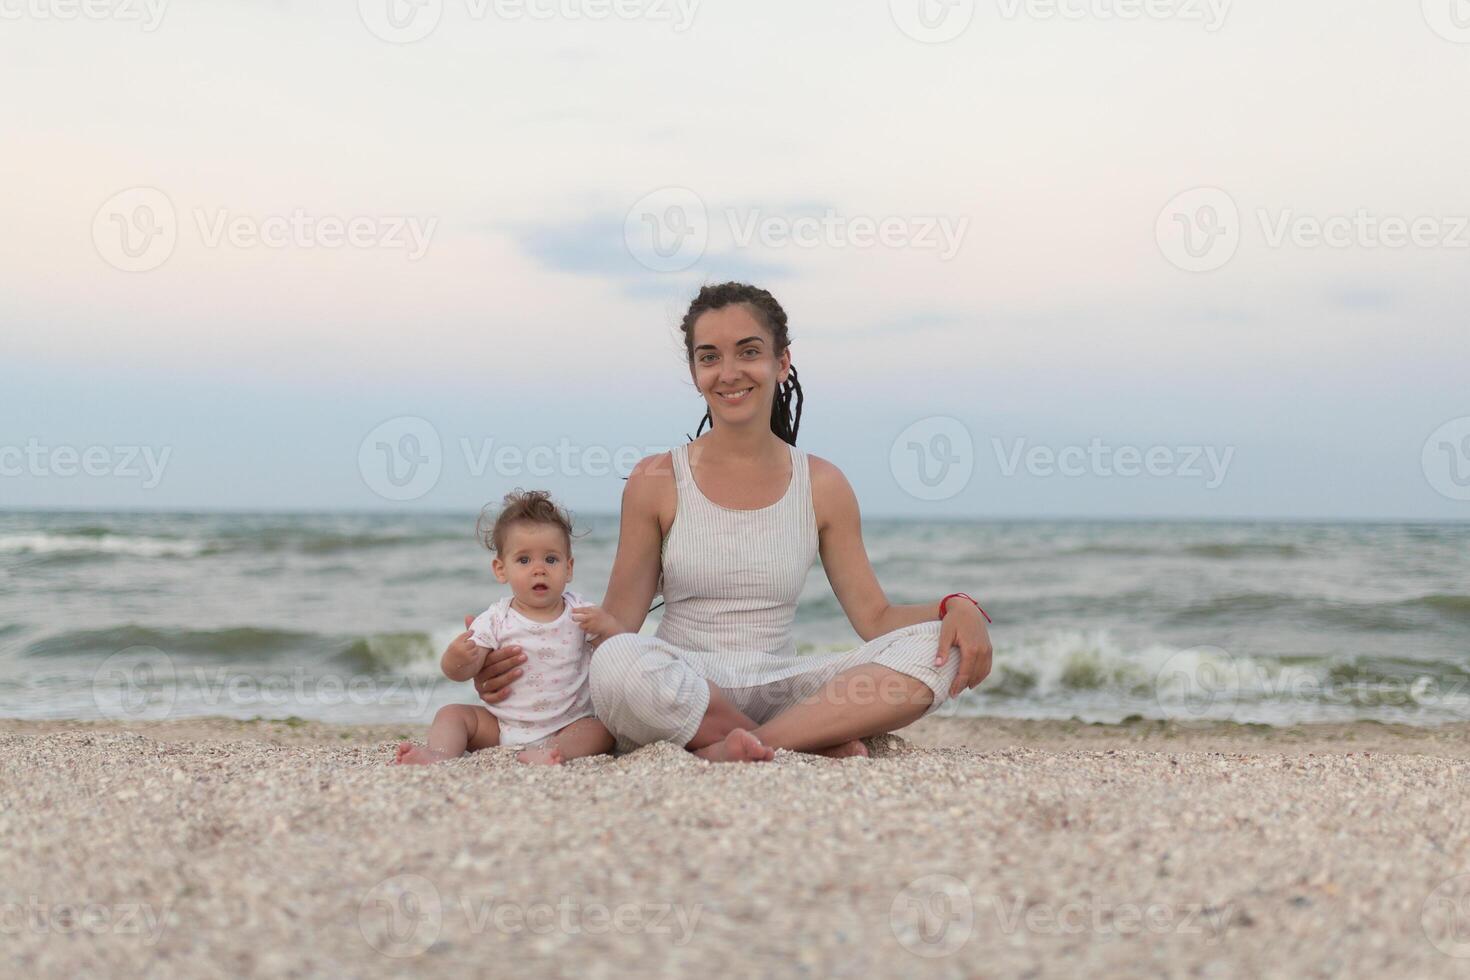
[92,646,178,721]
[1156,187,1240,273]
[359,874,443,957]
[1154,645,1241,721]
[93,187,177,273]
[1423,873,1470,958]
[358,0,443,43]
[0,0,169,31]
[890,0,975,43]
[1423,417,1470,502]
[890,874,974,957]
[359,417,444,502]
[890,416,975,502]
[625,187,708,272]
[1423,0,1470,43]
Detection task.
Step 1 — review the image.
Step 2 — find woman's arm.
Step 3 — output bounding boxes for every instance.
[813,455,992,693]
[812,457,938,641]
[597,453,668,637]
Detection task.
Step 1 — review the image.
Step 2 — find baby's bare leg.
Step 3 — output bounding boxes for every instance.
[515,716,614,766]
[395,704,500,764]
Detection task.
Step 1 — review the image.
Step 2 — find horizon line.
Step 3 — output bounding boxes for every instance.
[1,505,1466,526]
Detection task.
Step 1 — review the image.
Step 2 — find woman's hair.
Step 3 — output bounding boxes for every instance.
[477,489,577,556]
[678,282,803,445]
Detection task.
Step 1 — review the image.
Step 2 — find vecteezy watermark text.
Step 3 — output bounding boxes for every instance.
[0,898,172,946]
[0,440,171,489]
[996,0,1230,30]
[889,874,1234,958]
[193,209,436,260]
[92,648,439,721]
[358,0,700,44]
[0,0,168,30]
[993,437,1235,489]
[358,874,702,958]
[889,0,1230,44]
[624,188,970,273]
[1154,645,1470,722]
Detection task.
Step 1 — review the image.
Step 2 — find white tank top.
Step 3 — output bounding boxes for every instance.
[656,440,819,661]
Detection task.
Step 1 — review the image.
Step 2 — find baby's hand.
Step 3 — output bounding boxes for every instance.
[570,605,627,646]
[441,614,491,681]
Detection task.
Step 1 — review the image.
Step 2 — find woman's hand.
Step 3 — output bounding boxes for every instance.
[934,600,993,697]
[472,641,527,705]
[570,605,627,650]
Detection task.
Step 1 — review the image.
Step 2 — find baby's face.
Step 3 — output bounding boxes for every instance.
[492,523,572,609]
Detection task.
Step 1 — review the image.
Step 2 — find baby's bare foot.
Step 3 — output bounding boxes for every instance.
[516,745,564,766]
[694,729,775,763]
[817,739,869,759]
[393,741,455,765]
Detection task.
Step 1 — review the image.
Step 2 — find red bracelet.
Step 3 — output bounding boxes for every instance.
[939,592,991,623]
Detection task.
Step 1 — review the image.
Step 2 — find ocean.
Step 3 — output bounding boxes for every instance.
[2,510,1468,727]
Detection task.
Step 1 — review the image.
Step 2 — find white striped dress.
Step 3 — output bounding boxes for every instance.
[588,439,960,751]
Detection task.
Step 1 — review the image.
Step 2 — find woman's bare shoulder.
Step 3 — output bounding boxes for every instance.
[804,452,858,530]
[805,452,851,491]
[627,451,676,487]
[625,451,677,529]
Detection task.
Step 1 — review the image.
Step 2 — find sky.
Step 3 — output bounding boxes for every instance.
[2,0,1468,519]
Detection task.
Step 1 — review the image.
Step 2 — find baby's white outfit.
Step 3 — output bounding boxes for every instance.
[468,589,595,746]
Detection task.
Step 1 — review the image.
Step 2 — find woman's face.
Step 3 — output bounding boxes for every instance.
[689,304,790,425]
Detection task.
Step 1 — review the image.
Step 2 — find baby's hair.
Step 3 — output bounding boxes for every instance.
[477,489,578,556]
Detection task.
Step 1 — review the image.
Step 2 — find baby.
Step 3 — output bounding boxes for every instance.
[394,489,625,766]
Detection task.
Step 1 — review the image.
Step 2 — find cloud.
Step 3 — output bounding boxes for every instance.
[510,213,791,296]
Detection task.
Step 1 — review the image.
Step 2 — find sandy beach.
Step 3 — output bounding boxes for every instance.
[5,716,1470,978]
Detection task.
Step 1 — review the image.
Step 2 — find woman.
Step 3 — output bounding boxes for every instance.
[467,282,993,762]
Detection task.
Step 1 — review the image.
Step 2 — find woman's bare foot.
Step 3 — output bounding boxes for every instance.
[516,744,565,766]
[393,741,457,765]
[816,739,869,759]
[694,728,775,763]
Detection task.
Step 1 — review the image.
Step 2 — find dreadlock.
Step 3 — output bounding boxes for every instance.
[679,282,803,445]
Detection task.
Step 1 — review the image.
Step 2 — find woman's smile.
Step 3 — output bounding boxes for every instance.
[715,386,754,404]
